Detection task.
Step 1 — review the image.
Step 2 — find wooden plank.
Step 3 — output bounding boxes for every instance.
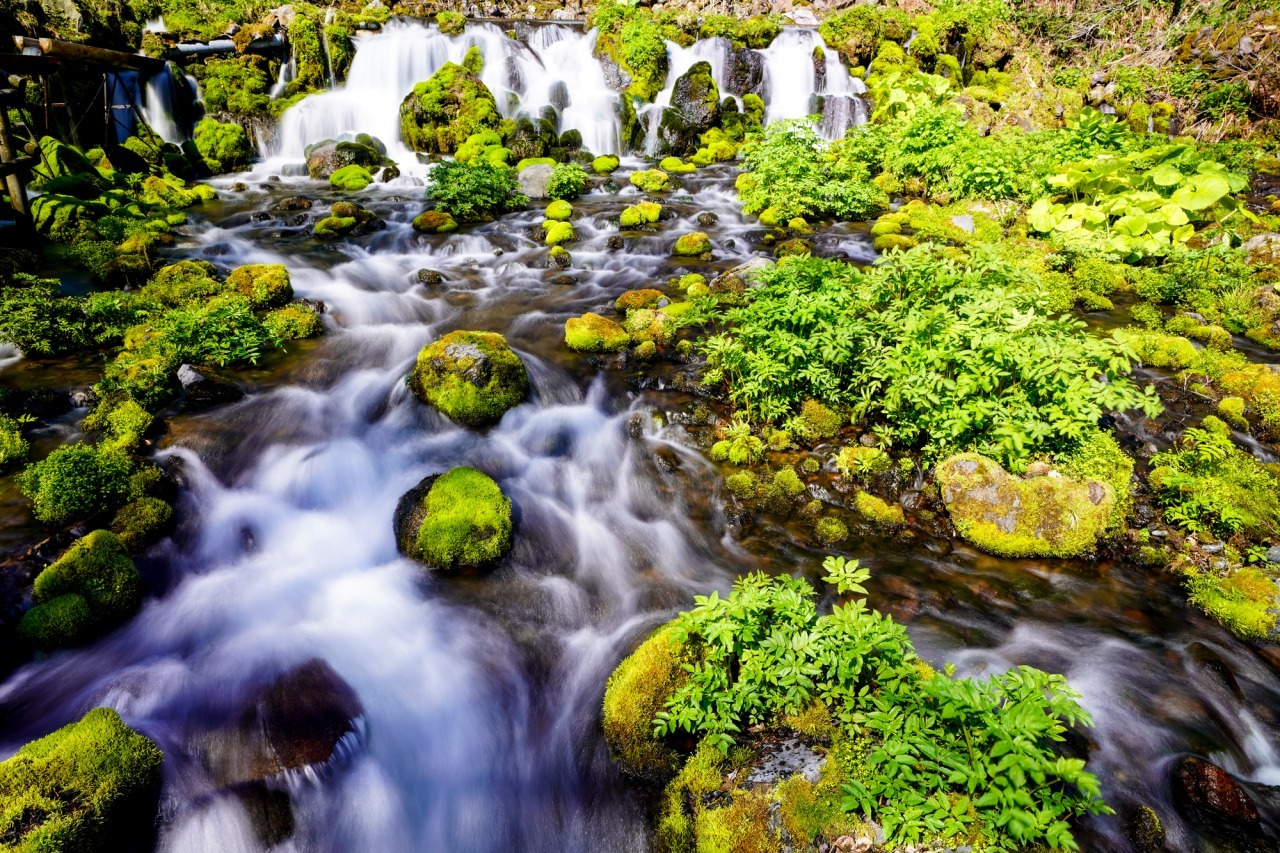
[0,53,62,75]
[11,36,166,72]
[0,156,36,178]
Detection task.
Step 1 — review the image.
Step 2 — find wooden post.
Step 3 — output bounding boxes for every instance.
[0,105,30,224]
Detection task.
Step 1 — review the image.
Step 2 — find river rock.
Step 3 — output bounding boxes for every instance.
[935,453,1114,558]
[407,330,530,427]
[1171,756,1261,834]
[709,257,771,299]
[271,196,313,212]
[724,46,765,96]
[177,364,244,409]
[304,138,383,180]
[518,163,555,199]
[671,61,721,135]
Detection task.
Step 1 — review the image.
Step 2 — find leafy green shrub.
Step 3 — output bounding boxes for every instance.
[699,248,1161,468]
[546,162,591,200]
[0,275,93,357]
[0,414,29,471]
[193,117,253,174]
[736,119,887,222]
[150,295,277,368]
[425,160,527,222]
[17,444,134,524]
[0,707,163,851]
[649,560,1109,849]
[1149,424,1280,539]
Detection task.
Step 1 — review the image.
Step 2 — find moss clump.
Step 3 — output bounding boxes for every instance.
[436,10,466,36]
[543,220,575,246]
[19,530,141,648]
[936,453,1115,558]
[1218,396,1248,430]
[815,516,850,546]
[1185,567,1279,640]
[616,289,665,312]
[622,308,676,345]
[835,446,892,478]
[264,304,324,340]
[544,200,573,221]
[17,444,134,525]
[329,164,374,192]
[226,264,292,309]
[1057,430,1134,533]
[408,330,530,427]
[854,491,904,525]
[0,707,163,852]
[141,260,223,307]
[110,498,174,553]
[874,233,919,253]
[672,232,712,257]
[566,313,629,353]
[659,156,697,174]
[412,210,459,233]
[603,623,699,781]
[400,62,501,154]
[593,155,621,174]
[193,117,253,174]
[413,467,512,571]
[792,399,843,442]
[630,169,670,193]
[620,201,662,227]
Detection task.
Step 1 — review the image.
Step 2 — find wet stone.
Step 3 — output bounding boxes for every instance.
[1172,756,1260,833]
[417,269,444,285]
[744,737,824,786]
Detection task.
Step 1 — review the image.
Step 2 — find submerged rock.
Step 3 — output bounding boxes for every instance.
[1171,756,1261,835]
[178,364,244,409]
[936,452,1114,558]
[407,330,530,427]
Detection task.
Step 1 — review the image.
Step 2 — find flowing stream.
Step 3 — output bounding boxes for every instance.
[2,20,1280,853]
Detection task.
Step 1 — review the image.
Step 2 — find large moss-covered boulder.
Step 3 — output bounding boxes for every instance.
[565,313,629,353]
[603,623,699,781]
[227,264,292,309]
[671,60,721,136]
[193,117,253,174]
[141,259,223,306]
[394,467,513,571]
[936,453,1115,558]
[0,707,164,852]
[304,136,388,180]
[407,330,529,427]
[18,530,142,649]
[399,62,501,155]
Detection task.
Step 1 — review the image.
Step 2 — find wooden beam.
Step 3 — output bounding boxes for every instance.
[11,36,166,73]
[0,156,36,178]
[0,53,62,76]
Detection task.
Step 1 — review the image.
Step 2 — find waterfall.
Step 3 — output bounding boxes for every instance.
[270,49,296,98]
[756,29,867,140]
[141,65,185,144]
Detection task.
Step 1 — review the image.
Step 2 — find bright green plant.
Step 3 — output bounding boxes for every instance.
[653,560,1109,849]
[546,162,591,200]
[425,160,527,222]
[866,70,953,123]
[709,418,765,465]
[0,275,93,357]
[150,295,276,368]
[17,443,135,524]
[700,248,1161,468]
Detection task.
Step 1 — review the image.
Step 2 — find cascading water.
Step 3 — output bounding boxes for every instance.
[142,66,187,144]
[759,28,866,139]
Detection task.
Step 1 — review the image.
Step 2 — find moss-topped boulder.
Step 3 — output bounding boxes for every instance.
[329,164,374,191]
[412,210,459,233]
[110,498,174,553]
[399,62,501,155]
[0,707,163,852]
[592,154,620,174]
[565,313,629,353]
[193,117,253,175]
[630,169,670,193]
[19,530,142,649]
[408,330,529,427]
[227,264,292,309]
[672,231,712,257]
[314,201,385,240]
[616,289,665,312]
[543,220,575,246]
[142,260,223,306]
[620,201,662,228]
[544,199,573,221]
[603,622,699,781]
[394,467,513,572]
[936,453,1115,558]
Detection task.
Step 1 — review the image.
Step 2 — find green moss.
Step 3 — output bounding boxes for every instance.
[854,491,904,525]
[141,260,223,307]
[437,10,466,36]
[17,444,133,525]
[874,233,919,253]
[264,304,324,340]
[329,164,374,192]
[604,623,700,782]
[414,467,512,570]
[696,787,779,853]
[835,446,892,478]
[192,117,253,174]
[566,313,629,353]
[870,218,901,237]
[516,157,556,172]
[673,232,712,257]
[622,308,676,345]
[620,201,662,227]
[20,530,141,648]
[616,289,665,312]
[98,399,152,452]
[545,200,573,221]
[407,330,530,427]
[226,264,292,309]
[412,210,459,233]
[0,415,29,472]
[815,516,850,546]
[543,220,575,246]
[630,169,670,192]
[592,154,620,174]
[399,62,501,154]
[791,399,843,441]
[1218,396,1248,430]
[1185,567,1279,640]
[1057,429,1135,532]
[936,452,1115,558]
[110,498,173,553]
[659,156,696,174]
[0,707,163,852]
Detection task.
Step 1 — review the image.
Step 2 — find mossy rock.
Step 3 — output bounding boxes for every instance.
[19,530,142,648]
[616,289,665,312]
[110,498,173,553]
[141,260,223,307]
[602,622,699,781]
[544,199,573,221]
[264,303,324,340]
[412,210,459,233]
[543,220,575,246]
[227,264,292,309]
[193,117,253,174]
[854,491,904,525]
[436,10,466,36]
[399,62,501,155]
[0,707,164,852]
[659,156,696,174]
[620,201,662,228]
[592,154,620,174]
[936,453,1115,558]
[673,232,712,257]
[329,164,374,191]
[566,313,629,353]
[407,330,529,428]
[622,308,676,345]
[630,169,670,193]
[874,233,918,253]
[314,215,357,240]
[394,467,513,572]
